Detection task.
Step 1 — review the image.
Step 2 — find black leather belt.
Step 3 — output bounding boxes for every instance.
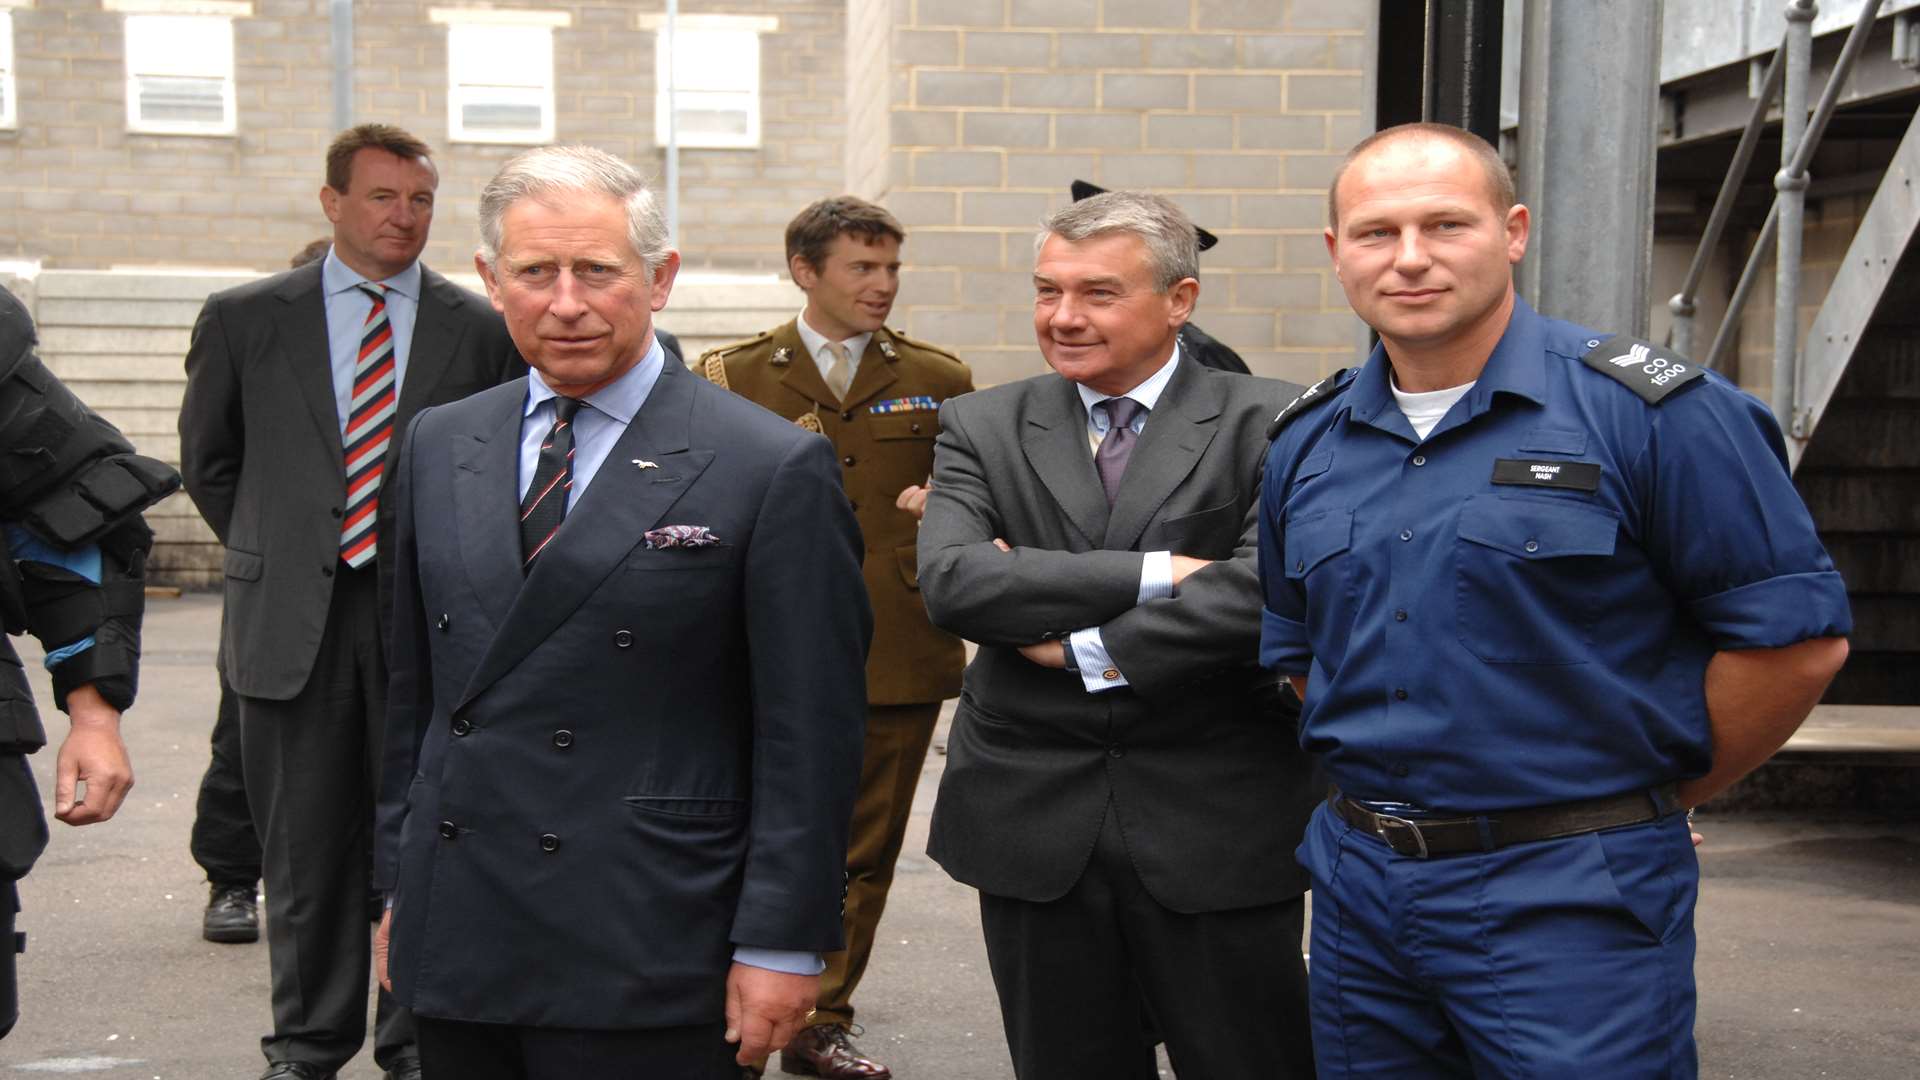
[1330,784,1680,859]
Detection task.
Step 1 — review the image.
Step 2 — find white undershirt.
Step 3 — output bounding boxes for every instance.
[1390,378,1476,441]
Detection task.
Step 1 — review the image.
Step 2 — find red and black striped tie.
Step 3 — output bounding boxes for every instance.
[340,283,396,569]
[519,395,582,570]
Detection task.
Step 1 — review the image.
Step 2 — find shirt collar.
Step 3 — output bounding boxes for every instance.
[1075,341,1182,423]
[523,334,667,425]
[795,309,874,366]
[1347,294,1548,431]
[322,247,422,303]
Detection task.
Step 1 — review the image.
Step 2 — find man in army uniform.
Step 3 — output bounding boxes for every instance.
[699,197,972,1080]
[0,283,178,1037]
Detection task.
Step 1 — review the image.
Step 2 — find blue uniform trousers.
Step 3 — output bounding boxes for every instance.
[1299,803,1699,1079]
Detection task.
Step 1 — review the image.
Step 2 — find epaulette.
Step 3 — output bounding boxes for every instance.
[881,327,965,367]
[1575,335,1706,404]
[1266,368,1352,440]
[695,329,783,390]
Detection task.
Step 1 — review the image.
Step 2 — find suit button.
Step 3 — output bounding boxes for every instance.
[438,821,458,840]
[539,833,561,853]
[437,614,450,632]
[1394,688,1409,700]
[848,500,859,512]
[322,566,335,578]
[1392,763,1411,778]
[451,719,471,736]
[1107,745,1125,758]
[613,629,634,648]
[552,729,574,749]
[1101,668,1120,681]
[1394,610,1408,622]
[330,507,343,519]
[841,410,854,421]
[910,422,922,433]
[843,455,856,467]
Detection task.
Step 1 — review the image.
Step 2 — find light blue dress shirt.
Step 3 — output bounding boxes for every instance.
[322,249,420,435]
[4,526,100,667]
[1064,346,1181,694]
[515,337,822,978]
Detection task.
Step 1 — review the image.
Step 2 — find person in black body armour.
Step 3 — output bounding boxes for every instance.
[0,282,178,1037]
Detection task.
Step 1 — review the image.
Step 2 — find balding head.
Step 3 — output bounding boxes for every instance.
[1327,123,1514,230]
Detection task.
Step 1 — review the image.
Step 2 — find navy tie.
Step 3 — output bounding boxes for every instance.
[519,396,582,569]
[1096,397,1144,506]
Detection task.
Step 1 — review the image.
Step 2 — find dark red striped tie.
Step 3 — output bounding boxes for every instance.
[519,395,582,570]
[340,283,395,568]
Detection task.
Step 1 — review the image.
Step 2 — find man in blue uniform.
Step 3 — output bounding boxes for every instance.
[1258,122,1852,1078]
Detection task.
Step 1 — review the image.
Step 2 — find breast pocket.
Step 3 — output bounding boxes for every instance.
[1455,494,1620,664]
[1283,507,1357,670]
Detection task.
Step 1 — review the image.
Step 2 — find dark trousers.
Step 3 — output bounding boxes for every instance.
[239,566,412,1072]
[415,1015,740,1080]
[814,700,941,1027]
[189,675,260,886]
[978,802,1315,1080]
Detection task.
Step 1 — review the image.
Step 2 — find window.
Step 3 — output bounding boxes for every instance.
[120,11,238,135]
[430,9,569,145]
[640,14,776,150]
[0,12,15,132]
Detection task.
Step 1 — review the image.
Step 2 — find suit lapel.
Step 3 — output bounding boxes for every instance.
[839,328,901,409]
[272,264,345,469]
[395,268,465,433]
[1020,376,1109,547]
[458,361,714,710]
[452,383,527,630]
[773,321,838,411]
[1103,360,1222,551]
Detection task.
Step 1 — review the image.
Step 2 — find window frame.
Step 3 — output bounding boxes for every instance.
[430,8,569,146]
[119,11,239,137]
[640,13,776,151]
[0,10,16,132]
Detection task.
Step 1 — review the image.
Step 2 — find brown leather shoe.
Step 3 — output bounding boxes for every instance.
[779,1023,893,1079]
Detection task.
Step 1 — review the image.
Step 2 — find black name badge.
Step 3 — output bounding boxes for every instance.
[1490,458,1602,492]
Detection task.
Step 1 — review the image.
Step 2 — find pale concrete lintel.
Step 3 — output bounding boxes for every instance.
[428,6,572,28]
[635,13,778,33]
[102,0,252,16]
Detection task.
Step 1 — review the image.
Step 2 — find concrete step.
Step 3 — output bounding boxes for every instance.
[40,354,188,381]
[95,406,186,437]
[33,270,257,301]
[37,327,191,355]
[1800,470,1920,532]
[1821,534,1920,593]
[1778,705,1920,765]
[1799,401,1920,469]
[51,381,186,408]
[35,298,205,329]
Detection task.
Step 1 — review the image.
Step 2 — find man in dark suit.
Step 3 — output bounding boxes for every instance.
[918,190,1320,1080]
[177,124,522,1080]
[371,145,868,1079]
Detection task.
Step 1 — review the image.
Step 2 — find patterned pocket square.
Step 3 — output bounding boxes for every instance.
[644,525,723,549]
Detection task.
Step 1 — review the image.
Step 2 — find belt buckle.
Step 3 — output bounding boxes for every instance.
[1373,812,1430,859]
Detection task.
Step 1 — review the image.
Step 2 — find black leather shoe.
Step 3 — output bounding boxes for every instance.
[203,883,259,943]
[383,1059,423,1080]
[259,1063,332,1080]
[780,1024,892,1079]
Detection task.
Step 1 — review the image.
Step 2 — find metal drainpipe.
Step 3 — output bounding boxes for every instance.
[329,0,353,133]
[1773,0,1817,431]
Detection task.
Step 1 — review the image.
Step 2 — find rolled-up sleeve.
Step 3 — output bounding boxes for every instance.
[1256,442,1312,673]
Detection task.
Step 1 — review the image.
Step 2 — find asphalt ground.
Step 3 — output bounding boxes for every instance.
[0,592,1914,1078]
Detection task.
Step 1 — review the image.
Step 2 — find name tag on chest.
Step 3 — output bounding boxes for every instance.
[1490,458,1602,492]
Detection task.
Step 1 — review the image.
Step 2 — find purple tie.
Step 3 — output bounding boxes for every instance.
[1096,397,1144,506]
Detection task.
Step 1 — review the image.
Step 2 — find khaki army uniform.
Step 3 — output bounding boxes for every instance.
[699,319,971,1026]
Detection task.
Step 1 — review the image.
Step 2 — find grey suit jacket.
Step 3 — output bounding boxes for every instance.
[178,261,522,700]
[919,357,1320,911]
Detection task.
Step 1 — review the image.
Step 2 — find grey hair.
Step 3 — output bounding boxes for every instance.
[1034,190,1199,292]
[477,145,671,274]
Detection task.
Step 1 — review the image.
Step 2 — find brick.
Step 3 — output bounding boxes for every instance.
[886,190,957,227]
[1056,113,1139,149]
[909,308,1000,346]
[1241,114,1328,150]
[1194,311,1275,349]
[962,270,1039,306]
[1100,153,1188,188]
[1287,0,1372,32]
[1232,271,1325,309]
[913,150,1003,187]
[1195,0,1286,30]
[1196,74,1285,110]
[962,191,1054,228]
[1287,73,1364,112]
[1166,193,1232,230]
[1282,310,1362,348]
[1280,233,1335,271]
[1002,308,1040,345]
[1191,155,1280,189]
[1234,193,1324,229]
[967,347,1047,388]
[892,109,958,147]
[1331,35,1368,69]
[1010,73,1096,109]
[964,32,1054,68]
[1102,73,1189,111]
[895,29,959,66]
[1206,232,1280,269]
[912,2,1005,28]
[1012,0,1098,28]
[1147,114,1233,150]
[1144,33,1237,68]
[1101,0,1191,29]
[899,268,959,306]
[962,112,1050,149]
[903,228,1004,267]
[1007,152,1099,188]
[1281,153,1344,190]
[917,71,1003,108]
[1243,33,1333,68]
[1058,33,1142,68]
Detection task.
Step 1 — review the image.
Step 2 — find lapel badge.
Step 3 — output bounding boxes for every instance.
[770,346,793,367]
[877,338,898,360]
[631,459,658,470]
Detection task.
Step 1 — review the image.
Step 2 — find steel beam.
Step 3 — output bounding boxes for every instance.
[1428,0,1507,142]
[1516,0,1666,337]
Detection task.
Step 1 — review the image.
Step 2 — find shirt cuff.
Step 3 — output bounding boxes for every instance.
[733,947,826,976]
[1138,550,1174,603]
[1069,628,1127,693]
[1259,605,1312,674]
[1689,570,1853,649]
[43,634,96,671]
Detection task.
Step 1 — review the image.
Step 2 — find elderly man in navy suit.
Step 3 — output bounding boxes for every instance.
[371,145,869,1079]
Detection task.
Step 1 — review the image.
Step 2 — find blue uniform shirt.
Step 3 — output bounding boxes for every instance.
[1257,297,1851,812]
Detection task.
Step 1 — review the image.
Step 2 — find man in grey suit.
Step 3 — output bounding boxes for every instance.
[918,191,1320,1080]
[177,124,521,1080]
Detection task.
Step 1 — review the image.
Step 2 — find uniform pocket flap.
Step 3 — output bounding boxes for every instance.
[222,547,263,581]
[870,413,937,441]
[1283,507,1353,579]
[1294,448,1334,483]
[1457,495,1618,559]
